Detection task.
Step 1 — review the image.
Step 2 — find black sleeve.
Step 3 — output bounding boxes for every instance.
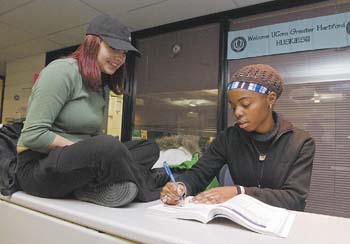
[175,131,228,195]
[244,137,315,211]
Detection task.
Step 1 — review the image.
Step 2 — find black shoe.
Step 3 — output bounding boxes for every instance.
[73,182,138,207]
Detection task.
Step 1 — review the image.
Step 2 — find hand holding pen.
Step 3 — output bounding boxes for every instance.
[160,161,187,205]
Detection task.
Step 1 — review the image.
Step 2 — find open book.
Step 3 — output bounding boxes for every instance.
[148,194,296,238]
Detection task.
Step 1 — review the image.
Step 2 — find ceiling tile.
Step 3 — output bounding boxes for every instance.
[47,24,87,46]
[0,0,32,15]
[122,0,236,30]
[0,0,99,35]
[0,38,62,62]
[80,0,163,14]
[0,21,35,49]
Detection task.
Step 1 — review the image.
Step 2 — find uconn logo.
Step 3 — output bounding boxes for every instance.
[231,37,247,52]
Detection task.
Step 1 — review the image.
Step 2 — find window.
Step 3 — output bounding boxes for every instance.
[133,24,220,150]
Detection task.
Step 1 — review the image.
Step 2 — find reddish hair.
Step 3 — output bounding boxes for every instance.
[69,35,124,94]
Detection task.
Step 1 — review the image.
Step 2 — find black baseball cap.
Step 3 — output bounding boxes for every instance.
[86,14,139,53]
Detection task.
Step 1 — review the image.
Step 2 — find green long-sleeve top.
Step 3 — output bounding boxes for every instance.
[18,58,106,152]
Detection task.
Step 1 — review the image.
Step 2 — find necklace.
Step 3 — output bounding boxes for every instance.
[259,153,266,161]
[250,138,268,188]
[250,139,267,162]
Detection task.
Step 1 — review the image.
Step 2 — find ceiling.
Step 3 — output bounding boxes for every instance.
[0,0,273,75]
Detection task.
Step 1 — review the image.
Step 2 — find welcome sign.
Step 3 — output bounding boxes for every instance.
[227,12,350,60]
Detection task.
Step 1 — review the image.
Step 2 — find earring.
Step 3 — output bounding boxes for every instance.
[269,104,273,109]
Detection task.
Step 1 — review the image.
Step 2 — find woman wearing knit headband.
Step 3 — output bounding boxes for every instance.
[160,64,315,211]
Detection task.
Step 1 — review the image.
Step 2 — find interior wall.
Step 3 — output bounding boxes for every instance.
[0,63,6,76]
[0,76,4,123]
[2,54,45,124]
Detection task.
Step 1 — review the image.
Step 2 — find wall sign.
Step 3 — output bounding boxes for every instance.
[227,12,350,60]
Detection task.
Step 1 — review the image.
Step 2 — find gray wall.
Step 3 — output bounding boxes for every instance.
[0,62,6,76]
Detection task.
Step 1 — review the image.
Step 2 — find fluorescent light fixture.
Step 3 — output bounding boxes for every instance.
[164,98,216,107]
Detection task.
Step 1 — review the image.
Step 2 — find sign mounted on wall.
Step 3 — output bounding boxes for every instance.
[227,12,350,60]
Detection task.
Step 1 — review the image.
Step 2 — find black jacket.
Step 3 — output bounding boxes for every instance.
[177,114,315,211]
[0,122,23,195]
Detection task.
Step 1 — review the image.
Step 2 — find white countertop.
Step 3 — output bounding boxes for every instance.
[1,192,349,244]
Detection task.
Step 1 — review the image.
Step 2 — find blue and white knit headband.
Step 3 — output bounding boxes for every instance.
[227,81,270,95]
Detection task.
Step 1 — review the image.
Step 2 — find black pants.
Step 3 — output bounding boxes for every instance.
[16,135,163,201]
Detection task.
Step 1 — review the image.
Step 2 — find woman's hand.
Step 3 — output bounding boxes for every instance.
[160,182,186,205]
[48,135,74,148]
[191,186,238,204]
[17,135,74,153]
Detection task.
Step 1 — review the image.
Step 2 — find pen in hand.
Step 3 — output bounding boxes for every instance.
[164,161,176,183]
[163,161,185,205]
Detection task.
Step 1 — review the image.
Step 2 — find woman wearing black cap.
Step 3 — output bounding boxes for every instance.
[16,15,164,207]
[161,64,315,211]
